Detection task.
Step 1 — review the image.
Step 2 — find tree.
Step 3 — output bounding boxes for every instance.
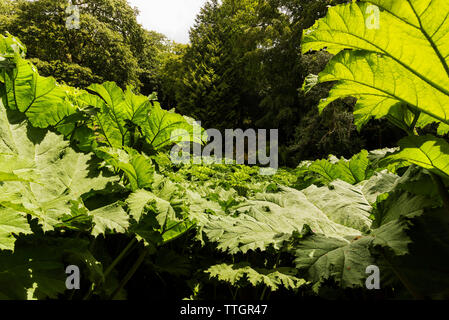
[165,0,401,166]
[172,0,262,131]
[166,0,359,159]
[157,41,189,109]
[0,0,168,91]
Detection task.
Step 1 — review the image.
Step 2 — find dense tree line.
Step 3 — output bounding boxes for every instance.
[0,0,169,92]
[0,0,404,166]
[157,0,403,166]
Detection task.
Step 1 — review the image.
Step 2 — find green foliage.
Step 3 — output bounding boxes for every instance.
[1,0,449,301]
[0,0,170,91]
[30,58,103,89]
[97,147,155,191]
[127,188,194,248]
[0,237,95,300]
[171,0,258,130]
[206,263,307,291]
[3,55,78,128]
[0,99,120,243]
[297,0,449,297]
[76,81,204,152]
[303,0,449,132]
[1,34,205,156]
[296,149,372,187]
[198,171,398,254]
[140,103,206,150]
[384,135,449,179]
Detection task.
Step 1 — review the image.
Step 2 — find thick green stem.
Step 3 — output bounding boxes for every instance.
[431,173,449,214]
[110,248,149,300]
[83,237,137,300]
[259,286,268,301]
[88,237,97,254]
[232,287,239,300]
[408,110,420,134]
[381,111,429,299]
[104,238,138,278]
[382,251,424,299]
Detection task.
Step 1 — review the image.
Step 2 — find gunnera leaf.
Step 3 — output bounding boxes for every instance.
[0,100,118,244]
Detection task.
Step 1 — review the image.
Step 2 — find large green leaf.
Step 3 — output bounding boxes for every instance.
[206,263,307,291]
[0,237,93,300]
[302,171,398,232]
[80,82,130,148]
[84,82,150,148]
[0,102,117,238]
[96,147,154,191]
[123,86,152,124]
[294,166,442,290]
[0,34,26,59]
[78,82,152,149]
[138,102,206,150]
[0,207,32,251]
[384,135,449,179]
[89,202,129,237]
[295,150,387,190]
[2,58,77,128]
[87,83,151,127]
[303,0,449,130]
[293,214,417,289]
[294,235,375,289]
[385,207,449,299]
[302,150,371,182]
[201,172,398,254]
[80,82,205,151]
[127,189,194,246]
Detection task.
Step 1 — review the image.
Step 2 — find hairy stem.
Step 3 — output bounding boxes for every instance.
[408,107,421,134]
[232,287,239,300]
[83,237,137,300]
[110,248,149,300]
[260,286,268,301]
[106,238,138,278]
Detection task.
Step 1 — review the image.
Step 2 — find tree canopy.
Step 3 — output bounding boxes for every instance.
[0,0,169,91]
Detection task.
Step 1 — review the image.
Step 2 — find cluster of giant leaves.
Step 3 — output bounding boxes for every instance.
[0,34,206,154]
[303,0,449,179]
[0,101,131,247]
[195,170,398,253]
[0,101,136,299]
[294,148,402,188]
[0,34,78,129]
[0,100,201,298]
[77,82,206,151]
[192,164,448,294]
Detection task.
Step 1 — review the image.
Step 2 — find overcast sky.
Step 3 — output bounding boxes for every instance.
[128,0,208,43]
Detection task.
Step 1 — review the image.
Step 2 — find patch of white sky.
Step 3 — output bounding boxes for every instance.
[127,0,208,44]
